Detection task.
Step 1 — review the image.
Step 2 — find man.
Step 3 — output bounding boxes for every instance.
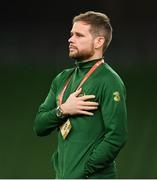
[33,11,128,179]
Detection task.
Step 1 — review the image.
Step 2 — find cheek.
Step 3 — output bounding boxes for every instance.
[79,40,93,50]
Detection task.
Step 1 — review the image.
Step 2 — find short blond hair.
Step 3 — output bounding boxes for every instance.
[73,11,113,52]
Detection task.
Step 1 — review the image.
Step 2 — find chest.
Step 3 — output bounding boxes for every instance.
[59,69,104,105]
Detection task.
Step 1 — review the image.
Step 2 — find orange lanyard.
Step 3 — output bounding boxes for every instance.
[58,59,104,105]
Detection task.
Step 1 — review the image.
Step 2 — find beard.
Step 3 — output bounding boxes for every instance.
[69,47,95,61]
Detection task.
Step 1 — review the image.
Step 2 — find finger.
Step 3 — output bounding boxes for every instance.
[73,88,82,97]
[78,110,94,116]
[79,106,98,110]
[79,95,95,101]
[80,101,99,106]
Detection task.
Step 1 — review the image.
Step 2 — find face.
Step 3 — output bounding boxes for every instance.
[68,21,95,60]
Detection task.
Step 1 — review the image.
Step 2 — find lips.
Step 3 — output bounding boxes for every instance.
[69,45,77,50]
[69,48,76,51]
[69,46,77,52]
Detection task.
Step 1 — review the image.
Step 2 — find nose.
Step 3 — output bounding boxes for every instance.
[68,35,74,43]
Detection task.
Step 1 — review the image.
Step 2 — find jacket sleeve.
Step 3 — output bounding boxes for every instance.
[84,75,128,175]
[33,78,66,136]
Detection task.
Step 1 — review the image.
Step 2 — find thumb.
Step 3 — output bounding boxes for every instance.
[74,88,82,97]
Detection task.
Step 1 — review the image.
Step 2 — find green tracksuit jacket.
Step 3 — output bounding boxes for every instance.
[34,59,128,179]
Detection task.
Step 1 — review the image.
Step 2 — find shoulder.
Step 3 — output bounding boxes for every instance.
[55,67,74,79]
[51,67,75,85]
[101,63,125,85]
[98,63,127,100]
[99,63,126,94]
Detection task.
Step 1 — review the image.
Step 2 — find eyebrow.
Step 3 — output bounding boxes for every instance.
[70,31,84,36]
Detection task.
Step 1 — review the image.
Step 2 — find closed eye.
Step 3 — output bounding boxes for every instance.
[75,32,84,37]
[70,32,84,38]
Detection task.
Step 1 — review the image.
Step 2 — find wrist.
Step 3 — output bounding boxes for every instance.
[60,104,69,116]
[55,105,68,119]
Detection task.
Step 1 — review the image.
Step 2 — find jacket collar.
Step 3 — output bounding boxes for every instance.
[75,57,104,69]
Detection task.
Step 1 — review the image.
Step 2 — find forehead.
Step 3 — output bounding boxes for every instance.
[71,21,91,34]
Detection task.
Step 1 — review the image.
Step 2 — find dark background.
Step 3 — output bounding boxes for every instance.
[0,0,157,178]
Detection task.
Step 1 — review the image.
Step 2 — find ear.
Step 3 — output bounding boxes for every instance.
[94,37,105,49]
